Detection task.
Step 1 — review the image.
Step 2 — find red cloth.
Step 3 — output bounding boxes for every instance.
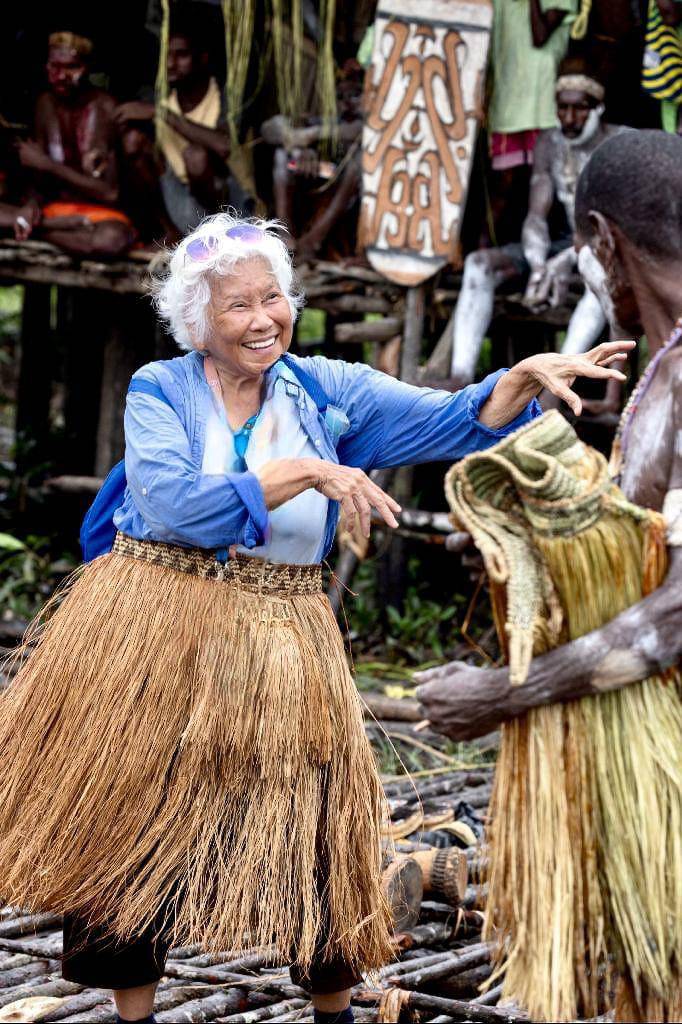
[490,129,541,170]
[42,201,132,226]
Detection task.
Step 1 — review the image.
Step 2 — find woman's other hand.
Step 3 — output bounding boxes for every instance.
[256,458,401,536]
[479,340,636,427]
[314,464,401,536]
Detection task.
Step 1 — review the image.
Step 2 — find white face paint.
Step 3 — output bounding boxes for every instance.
[577,244,616,326]
[565,105,605,149]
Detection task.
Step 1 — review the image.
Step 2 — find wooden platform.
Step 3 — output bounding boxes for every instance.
[0,239,156,295]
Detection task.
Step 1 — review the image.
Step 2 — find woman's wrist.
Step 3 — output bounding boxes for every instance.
[479,364,539,429]
[255,457,324,510]
[294,457,327,489]
[505,361,541,402]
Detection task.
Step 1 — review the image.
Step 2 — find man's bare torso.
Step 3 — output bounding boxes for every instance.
[619,346,682,511]
[538,124,622,231]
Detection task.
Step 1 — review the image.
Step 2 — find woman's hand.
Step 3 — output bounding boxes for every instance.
[255,458,401,536]
[313,464,401,536]
[479,339,636,428]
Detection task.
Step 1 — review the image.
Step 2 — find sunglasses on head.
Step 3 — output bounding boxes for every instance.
[185,225,265,262]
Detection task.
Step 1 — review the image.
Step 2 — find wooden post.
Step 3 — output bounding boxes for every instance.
[400,284,425,384]
[381,283,426,610]
[14,283,53,474]
[60,288,105,474]
[95,296,156,476]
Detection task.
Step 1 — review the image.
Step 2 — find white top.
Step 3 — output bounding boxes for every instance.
[201,372,329,565]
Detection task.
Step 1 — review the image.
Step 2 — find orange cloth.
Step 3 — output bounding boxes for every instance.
[42,202,132,227]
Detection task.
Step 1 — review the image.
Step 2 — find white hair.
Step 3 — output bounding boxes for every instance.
[152,212,304,351]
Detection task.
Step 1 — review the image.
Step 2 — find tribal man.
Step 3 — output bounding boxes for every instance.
[115,11,253,240]
[417,127,682,1023]
[14,31,134,257]
[443,64,622,395]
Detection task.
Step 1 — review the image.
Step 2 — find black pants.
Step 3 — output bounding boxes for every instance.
[62,913,361,994]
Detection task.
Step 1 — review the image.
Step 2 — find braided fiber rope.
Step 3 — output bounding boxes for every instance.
[112,532,322,595]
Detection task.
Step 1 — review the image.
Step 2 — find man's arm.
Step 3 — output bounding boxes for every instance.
[162,109,230,161]
[522,131,553,273]
[416,550,682,739]
[24,94,119,204]
[529,0,567,46]
[417,351,682,740]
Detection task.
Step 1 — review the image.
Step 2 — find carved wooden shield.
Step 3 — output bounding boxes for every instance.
[359,0,493,286]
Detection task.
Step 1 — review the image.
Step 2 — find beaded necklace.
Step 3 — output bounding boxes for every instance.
[609,316,682,480]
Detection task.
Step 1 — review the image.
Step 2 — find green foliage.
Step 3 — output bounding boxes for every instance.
[297,307,326,345]
[0,286,22,334]
[0,533,74,621]
[385,590,460,662]
[347,556,467,666]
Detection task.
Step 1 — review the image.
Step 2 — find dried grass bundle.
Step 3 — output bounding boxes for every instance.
[222,0,256,145]
[446,411,682,1022]
[0,542,393,976]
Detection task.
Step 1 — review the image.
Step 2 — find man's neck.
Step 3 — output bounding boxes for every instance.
[175,76,211,114]
[626,254,682,355]
[52,86,92,111]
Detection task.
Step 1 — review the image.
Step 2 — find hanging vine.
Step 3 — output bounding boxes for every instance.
[222,0,256,145]
[271,0,304,122]
[155,0,337,148]
[154,0,170,127]
[316,0,338,145]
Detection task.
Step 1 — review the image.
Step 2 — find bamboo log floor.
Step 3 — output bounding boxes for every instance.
[0,720,609,1022]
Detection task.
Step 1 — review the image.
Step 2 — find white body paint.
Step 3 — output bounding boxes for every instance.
[620,393,672,507]
[576,245,617,327]
[561,286,608,355]
[451,252,500,380]
[662,487,682,547]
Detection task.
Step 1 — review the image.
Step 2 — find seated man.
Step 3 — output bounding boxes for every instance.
[115,12,253,239]
[262,60,363,262]
[443,66,622,396]
[14,31,134,257]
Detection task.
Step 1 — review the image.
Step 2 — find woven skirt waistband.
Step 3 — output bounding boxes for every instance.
[112,532,322,595]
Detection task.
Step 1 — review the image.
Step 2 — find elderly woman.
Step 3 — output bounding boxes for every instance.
[0,215,630,1024]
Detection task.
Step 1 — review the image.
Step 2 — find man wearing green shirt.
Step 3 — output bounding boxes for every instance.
[488,0,577,237]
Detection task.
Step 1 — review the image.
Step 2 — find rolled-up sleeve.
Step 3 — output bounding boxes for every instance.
[124,388,269,549]
[298,357,541,471]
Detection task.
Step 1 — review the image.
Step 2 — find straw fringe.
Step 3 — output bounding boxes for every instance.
[484,510,682,1022]
[0,551,393,974]
[446,412,682,1022]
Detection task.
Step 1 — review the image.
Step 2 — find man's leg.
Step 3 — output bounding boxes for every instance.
[273,146,297,237]
[290,954,359,1023]
[449,248,520,384]
[312,988,353,1022]
[182,143,220,216]
[295,156,361,262]
[560,288,623,416]
[113,984,157,1022]
[561,287,607,357]
[119,127,177,242]
[41,219,134,257]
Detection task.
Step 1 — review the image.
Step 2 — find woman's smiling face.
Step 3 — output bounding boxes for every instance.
[201,257,293,379]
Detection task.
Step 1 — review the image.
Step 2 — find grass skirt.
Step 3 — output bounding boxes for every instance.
[0,534,393,976]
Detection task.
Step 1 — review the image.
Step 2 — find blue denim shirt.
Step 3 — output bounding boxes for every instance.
[113,351,540,558]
